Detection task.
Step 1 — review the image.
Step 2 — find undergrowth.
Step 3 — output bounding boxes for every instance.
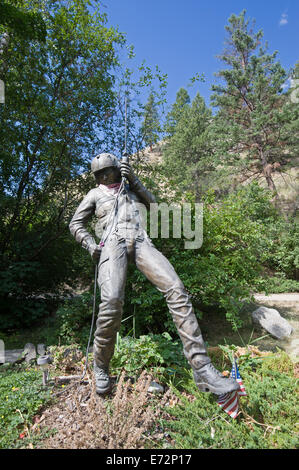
[162,348,298,449]
[0,340,298,449]
[36,370,162,449]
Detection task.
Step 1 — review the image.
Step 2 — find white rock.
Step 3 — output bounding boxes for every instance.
[23,343,37,362]
[37,344,46,355]
[147,381,164,394]
[251,306,293,340]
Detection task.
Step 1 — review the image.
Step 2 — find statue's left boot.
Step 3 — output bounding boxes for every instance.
[192,362,240,395]
[94,363,111,395]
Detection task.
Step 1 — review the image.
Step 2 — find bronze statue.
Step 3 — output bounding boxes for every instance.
[69,153,240,396]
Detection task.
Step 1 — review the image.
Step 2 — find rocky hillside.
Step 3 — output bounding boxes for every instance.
[132,142,298,218]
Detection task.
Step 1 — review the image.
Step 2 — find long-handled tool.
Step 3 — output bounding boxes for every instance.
[81,97,130,381]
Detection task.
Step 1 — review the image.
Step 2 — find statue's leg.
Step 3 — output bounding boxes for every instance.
[93,237,128,370]
[135,237,209,369]
[135,238,240,395]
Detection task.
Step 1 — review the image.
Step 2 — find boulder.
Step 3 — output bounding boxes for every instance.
[37,344,46,355]
[1,349,23,364]
[147,381,164,394]
[23,343,37,362]
[251,306,293,340]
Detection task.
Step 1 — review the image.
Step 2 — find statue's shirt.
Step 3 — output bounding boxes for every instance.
[69,177,156,247]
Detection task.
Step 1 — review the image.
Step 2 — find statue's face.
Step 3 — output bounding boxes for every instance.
[95,166,121,185]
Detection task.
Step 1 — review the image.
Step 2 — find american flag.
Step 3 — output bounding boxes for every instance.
[216,357,247,419]
[231,357,247,397]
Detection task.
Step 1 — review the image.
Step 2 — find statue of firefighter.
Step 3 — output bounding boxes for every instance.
[69,153,240,396]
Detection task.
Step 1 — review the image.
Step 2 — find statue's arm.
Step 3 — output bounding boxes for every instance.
[120,161,156,207]
[69,189,97,250]
[128,173,156,208]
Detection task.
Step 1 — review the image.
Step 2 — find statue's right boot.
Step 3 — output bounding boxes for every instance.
[94,363,111,395]
[161,284,240,396]
[192,362,240,395]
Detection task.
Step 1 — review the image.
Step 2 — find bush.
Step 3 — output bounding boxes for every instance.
[36,370,158,449]
[257,274,299,293]
[122,183,299,335]
[110,332,188,382]
[123,184,278,334]
[263,219,299,281]
[55,292,98,347]
[0,222,94,330]
[49,183,298,345]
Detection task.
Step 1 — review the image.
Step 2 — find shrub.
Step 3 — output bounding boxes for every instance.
[110,332,188,382]
[0,223,94,330]
[36,370,158,449]
[52,183,299,341]
[55,292,98,347]
[263,220,299,281]
[124,183,277,333]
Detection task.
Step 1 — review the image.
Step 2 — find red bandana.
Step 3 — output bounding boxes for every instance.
[99,182,121,194]
[107,183,121,190]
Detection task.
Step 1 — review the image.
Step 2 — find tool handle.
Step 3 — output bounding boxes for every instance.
[121,152,129,183]
[121,152,129,164]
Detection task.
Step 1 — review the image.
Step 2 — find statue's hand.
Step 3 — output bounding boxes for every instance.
[88,243,102,261]
[120,161,134,181]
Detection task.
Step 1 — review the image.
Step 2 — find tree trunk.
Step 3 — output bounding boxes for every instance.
[259,148,278,194]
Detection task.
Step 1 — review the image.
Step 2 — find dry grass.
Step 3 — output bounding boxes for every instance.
[34,369,171,449]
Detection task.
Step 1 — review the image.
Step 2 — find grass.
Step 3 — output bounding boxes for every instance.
[161,349,298,449]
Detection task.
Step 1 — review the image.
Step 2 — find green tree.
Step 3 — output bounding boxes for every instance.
[163,92,213,200]
[288,60,299,112]
[0,0,46,42]
[140,91,161,150]
[0,0,125,325]
[210,10,299,196]
[164,87,190,137]
[102,61,167,170]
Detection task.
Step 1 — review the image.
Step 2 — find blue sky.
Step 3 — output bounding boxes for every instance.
[103,0,299,111]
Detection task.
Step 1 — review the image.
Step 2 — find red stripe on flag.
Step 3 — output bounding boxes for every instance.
[220,392,237,409]
[217,391,239,419]
[226,396,239,417]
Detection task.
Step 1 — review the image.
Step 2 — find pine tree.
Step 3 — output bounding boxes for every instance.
[289,60,299,104]
[163,92,213,200]
[141,91,161,151]
[210,10,299,196]
[164,87,191,137]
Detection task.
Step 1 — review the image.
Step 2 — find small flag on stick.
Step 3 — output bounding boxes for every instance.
[216,356,247,419]
[231,357,247,397]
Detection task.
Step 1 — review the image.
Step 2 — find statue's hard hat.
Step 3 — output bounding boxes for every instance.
[91,153,120,174]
